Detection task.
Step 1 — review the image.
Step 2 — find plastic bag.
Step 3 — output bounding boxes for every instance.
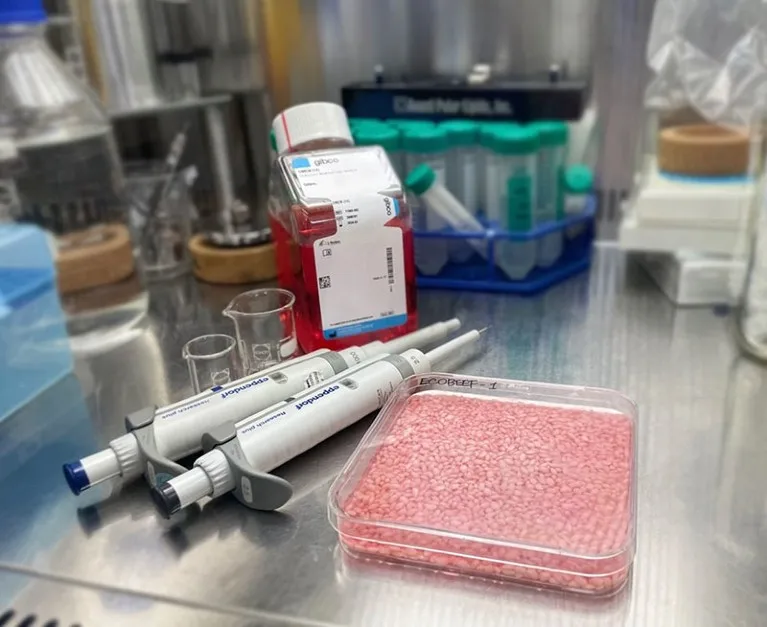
[646,0,767,126]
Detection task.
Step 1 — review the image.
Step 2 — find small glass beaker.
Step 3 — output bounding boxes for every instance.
[224,288,298,374]
[125,162,195,280]
[183,334,240,393]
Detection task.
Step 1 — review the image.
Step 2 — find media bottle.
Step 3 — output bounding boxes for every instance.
[269,103,418,352]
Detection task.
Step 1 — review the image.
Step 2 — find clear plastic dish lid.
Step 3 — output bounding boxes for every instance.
[329,373,638,595]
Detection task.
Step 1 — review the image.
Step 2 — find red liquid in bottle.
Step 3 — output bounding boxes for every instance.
[271,194,418,353]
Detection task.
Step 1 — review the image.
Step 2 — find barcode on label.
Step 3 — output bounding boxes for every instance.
[386,247,394,284]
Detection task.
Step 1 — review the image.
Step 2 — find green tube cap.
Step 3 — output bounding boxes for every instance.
[439,120,479,146]
[531,121,569,147]
[479,122,518,148]
[565,165,594,193]
[388,119,436,130]
[405,164,437,196]
[349,117,388,128]
[493,126,539,155]
[353,126,400,151]
[402,127,448,153]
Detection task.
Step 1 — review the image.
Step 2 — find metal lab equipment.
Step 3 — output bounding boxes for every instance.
[262,0,599,102]
[75,0,164,111]
[197,0,265,93]
[146,0,207,100]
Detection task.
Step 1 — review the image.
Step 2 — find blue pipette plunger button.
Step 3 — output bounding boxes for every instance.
[62,461,90,495]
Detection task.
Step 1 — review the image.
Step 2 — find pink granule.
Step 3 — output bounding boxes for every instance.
[338,391,634,594]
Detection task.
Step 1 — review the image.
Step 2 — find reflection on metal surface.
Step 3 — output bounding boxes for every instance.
[717,358,767,560]
[0,375,96,570]
[264,0,599,104]
[0,569,285,626]
[2,248,767,624]
[335,546,631,626]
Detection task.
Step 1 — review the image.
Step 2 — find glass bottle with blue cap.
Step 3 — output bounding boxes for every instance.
[0,0,149,342]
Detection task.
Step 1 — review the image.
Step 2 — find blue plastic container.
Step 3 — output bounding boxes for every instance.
[414,200,595,294]
[0,224,73,422]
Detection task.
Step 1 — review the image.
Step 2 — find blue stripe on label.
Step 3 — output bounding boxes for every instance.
[392,197,400,217]
[324,314,407,340]
[291,157,311,169]
[659,170,751,184]
[211,385,223,392]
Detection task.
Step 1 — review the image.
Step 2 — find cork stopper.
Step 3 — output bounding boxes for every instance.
[658,124,749,177]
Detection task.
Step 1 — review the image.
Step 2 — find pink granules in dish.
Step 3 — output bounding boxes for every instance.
[336,391,635,594]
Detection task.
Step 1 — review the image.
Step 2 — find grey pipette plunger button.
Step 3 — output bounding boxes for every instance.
[151,483,181,519]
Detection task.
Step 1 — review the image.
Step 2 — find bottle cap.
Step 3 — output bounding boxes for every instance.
[565,165,593,193]
[405,164,437,196]
[402,127,448,153]
[272,102,352,154]
[493,127,539,155]
[353,126,400,151]
[531,121,569,147]
[0,0,46,23]
[440,120,479,147]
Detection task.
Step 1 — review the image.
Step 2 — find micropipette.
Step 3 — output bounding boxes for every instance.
[62,319,461,495]
[151,329,485,517]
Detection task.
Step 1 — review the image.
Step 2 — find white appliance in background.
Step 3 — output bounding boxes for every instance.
[619,157,755,256]
[629,157,754,230]
[638,250,746,307]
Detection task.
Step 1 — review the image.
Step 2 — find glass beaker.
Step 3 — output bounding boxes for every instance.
[183,334,240,393]
[224,288,298,374]
[125,163,195,280]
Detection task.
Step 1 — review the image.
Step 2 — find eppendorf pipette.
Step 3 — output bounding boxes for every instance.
[62,319,461,495]
[151,329,485,517]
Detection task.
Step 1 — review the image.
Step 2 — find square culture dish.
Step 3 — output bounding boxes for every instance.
[329,374,637,595]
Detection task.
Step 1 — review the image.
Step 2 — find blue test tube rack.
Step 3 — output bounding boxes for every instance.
[413,199,596,294]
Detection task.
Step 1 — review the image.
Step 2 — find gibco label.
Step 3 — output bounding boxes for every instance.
[294,385,340,410]
[287,147,408,340]
[221,377,269,399]
[289,147,397,198]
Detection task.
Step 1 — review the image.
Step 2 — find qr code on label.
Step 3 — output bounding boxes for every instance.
[319,276,332,289]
